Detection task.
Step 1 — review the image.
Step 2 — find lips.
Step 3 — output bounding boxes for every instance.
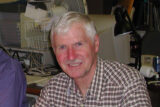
[68,63,81,67]
[66,59,82,67]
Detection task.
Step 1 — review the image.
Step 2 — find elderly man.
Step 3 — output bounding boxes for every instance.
[35,12,151,107]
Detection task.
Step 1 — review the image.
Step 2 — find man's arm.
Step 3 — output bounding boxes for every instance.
[122,78,152,107]
[34,86,50,107]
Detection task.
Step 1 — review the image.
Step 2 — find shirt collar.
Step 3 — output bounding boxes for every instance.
[66,77,80,96]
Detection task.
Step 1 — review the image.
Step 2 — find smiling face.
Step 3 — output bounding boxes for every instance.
[52,23,99,80]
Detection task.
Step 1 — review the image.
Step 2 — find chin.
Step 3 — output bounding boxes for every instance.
[65,69,86,79]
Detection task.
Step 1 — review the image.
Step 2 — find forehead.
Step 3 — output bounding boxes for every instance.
[56,23,85,38]
[57,21,85,34]
[53,23,92,44]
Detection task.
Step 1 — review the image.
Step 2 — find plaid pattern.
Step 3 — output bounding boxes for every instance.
[34,58,151,107]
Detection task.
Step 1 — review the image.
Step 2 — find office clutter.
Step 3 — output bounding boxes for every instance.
[22,0,86,50]
[25,3,48,23]
[0,0,132,73]
[18,2,62,73]
[140,65,158,78]
[140,31,160,79]
[0,0,88,74]
[140,55,159,78]
[22,0,69,49]
[19,0,82,73]
[131,1,160,94]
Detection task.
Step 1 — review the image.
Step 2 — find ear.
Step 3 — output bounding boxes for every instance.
[94,35,99,53]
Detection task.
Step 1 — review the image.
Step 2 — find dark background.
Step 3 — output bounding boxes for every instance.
[86,0,118,14]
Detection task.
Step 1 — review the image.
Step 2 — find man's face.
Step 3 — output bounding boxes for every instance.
[52,23,99,80]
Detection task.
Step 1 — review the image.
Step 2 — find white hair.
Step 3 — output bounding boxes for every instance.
[50,11,97,42]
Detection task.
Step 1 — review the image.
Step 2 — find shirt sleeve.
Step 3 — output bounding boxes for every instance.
[34,86,50,107]
[122,78,152,107]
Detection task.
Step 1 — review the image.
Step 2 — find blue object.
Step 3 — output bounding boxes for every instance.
[0,49,27,107]
[153,56,160,73]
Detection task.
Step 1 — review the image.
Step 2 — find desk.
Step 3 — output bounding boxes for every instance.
[27,84,42,95]
[26,75,53,95]
[26,75,53,85]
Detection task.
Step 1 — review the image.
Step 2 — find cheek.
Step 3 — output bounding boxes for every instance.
[77,47,93,58]
[56,53,66,64]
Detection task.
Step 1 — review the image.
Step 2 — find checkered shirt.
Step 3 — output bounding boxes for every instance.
[34,58,151,107]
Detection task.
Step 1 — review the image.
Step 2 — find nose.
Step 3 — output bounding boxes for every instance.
[67,47,76,60]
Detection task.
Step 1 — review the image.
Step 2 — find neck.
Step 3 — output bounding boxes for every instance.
[74,59,97,97]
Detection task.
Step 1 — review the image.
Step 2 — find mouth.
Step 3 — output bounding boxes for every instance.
[66,59,82,68]
[68,62,82,67]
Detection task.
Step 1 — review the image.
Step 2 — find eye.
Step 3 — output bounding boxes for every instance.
[75,42,83,47]
[58,45,66,50]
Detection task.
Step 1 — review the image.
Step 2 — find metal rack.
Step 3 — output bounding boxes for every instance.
[19,13,55,73]
[23,21,50,50]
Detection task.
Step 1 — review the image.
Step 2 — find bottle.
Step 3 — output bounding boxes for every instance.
[153,56,160,73]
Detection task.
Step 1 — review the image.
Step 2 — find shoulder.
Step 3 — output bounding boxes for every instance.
[0,50,25,81]
[0,50,22,72]
[99,58,145,86]
[44,72,69,90]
